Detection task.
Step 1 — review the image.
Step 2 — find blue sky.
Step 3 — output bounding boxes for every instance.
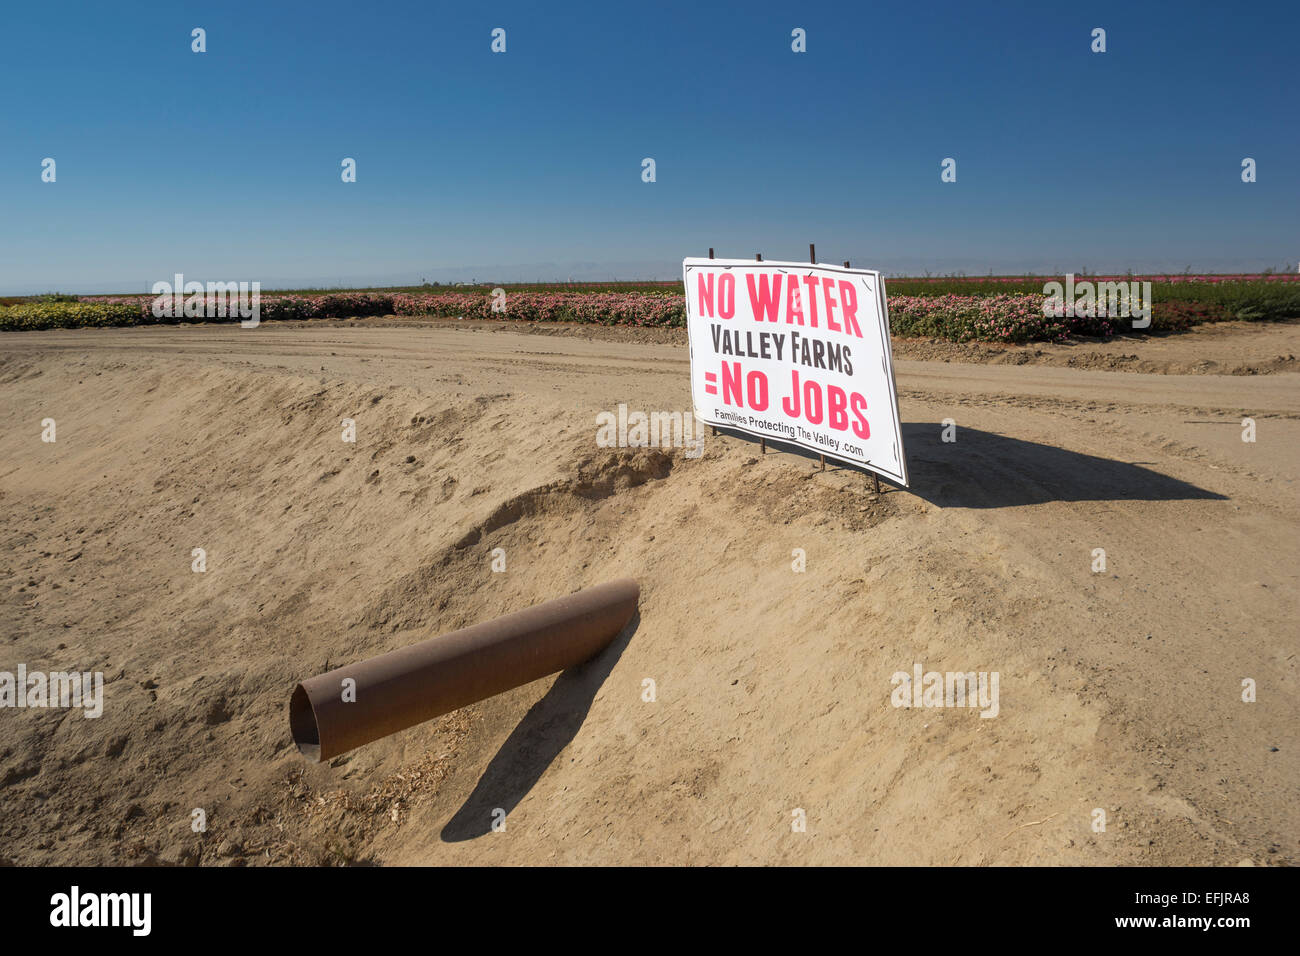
[1,0,1295,293]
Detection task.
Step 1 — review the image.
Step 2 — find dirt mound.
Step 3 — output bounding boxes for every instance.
[1,333,1295,866]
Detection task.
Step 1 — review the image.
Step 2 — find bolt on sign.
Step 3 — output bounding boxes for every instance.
[683,258,909,486]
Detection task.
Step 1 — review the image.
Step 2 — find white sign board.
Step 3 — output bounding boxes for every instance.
[683,258,908,486]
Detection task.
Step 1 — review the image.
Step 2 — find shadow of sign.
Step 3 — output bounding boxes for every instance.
[705,422,1225,508]
[439,609,641,842]
[900,422,1227,509]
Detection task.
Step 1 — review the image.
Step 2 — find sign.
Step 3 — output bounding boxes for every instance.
[683,258,908,486]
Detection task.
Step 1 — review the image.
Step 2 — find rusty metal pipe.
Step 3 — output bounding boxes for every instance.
[290,578,639,762]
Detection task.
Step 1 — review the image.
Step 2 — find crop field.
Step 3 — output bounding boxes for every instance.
[3,274,1299,343]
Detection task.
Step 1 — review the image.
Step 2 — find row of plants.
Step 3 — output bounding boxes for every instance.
[885,276,1300,320]
[1,279,1294,342]
[883,294,1219,341]
[0,291,689,330]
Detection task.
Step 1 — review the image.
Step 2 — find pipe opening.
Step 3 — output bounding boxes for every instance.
[289,684,322,762]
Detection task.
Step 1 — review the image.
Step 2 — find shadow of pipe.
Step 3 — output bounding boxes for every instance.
[439,608,641,842]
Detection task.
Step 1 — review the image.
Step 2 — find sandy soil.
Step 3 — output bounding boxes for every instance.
[0,321,1296,866]
[275,314,1300,376]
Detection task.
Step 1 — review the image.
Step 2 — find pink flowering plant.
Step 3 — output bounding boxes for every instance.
[3,274,1297,341]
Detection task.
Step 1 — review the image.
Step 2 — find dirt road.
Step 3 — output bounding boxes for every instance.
[2,322,1296,865]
